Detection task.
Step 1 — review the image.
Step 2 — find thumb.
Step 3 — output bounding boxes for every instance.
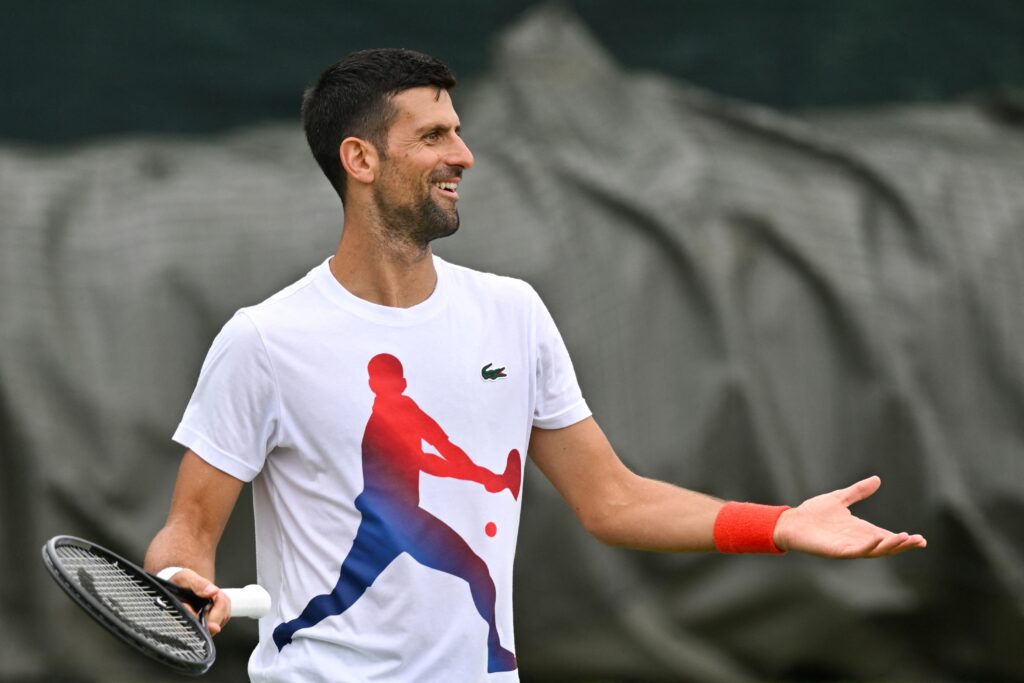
[836,475,882,507]
[168,568,219,597]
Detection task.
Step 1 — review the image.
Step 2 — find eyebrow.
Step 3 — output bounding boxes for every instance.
[414,122,461,136]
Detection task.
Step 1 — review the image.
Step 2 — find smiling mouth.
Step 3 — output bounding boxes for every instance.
[433,181,459,199]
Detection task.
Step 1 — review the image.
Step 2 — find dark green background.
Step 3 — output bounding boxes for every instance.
[3,0,1023,144]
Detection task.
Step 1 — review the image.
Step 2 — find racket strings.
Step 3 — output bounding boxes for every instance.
[54,545,209,662]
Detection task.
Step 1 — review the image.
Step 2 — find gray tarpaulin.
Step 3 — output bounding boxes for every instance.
[3,6,1023,682]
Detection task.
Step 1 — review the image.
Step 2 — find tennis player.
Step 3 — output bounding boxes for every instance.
[145,48,926,682]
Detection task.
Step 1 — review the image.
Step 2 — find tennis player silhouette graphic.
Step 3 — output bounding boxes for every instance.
[272,353,521,673]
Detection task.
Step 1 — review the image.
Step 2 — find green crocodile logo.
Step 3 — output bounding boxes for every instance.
[481,363,507,381]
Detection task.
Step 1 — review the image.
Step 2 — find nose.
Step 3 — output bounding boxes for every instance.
[446,133,475,170]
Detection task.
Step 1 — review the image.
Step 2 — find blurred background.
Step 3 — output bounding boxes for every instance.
[3,1,1024,681]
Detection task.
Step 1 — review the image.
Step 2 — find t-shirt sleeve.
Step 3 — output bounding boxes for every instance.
[531,289,591,430]
[172,312,279,482]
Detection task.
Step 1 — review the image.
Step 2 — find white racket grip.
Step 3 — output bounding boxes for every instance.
[223,585,271,619]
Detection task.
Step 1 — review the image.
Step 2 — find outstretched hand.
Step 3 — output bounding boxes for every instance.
[773,476,927,558]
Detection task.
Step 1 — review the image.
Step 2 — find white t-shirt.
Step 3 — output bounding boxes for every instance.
[173,256,590,682]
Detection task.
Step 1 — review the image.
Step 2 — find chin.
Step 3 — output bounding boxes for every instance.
[419,209,460,245]
[423,222,459,246]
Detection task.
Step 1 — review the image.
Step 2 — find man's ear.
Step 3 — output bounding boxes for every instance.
[339,137,379,186]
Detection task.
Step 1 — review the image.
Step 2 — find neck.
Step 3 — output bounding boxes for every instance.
[330,212,439,309]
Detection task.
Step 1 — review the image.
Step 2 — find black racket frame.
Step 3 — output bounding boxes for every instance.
[41,534,216,676]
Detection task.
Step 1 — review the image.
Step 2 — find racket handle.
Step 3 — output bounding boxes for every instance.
[222,584,271,619]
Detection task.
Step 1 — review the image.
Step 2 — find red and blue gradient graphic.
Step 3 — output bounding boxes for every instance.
[272,354,520,673]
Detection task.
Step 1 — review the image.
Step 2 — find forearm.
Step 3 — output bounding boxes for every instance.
[577,471,724,552]
[144,519,219,580]
[530,420,726,551]
[143,450,243,580]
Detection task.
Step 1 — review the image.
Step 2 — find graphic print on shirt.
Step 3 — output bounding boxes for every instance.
[272,353,521,674]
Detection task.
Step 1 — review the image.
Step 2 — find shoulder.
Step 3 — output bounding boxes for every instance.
[436,256,540,307]
[236,260,330,332]
[248,260,325,312]
[209,309,265,357]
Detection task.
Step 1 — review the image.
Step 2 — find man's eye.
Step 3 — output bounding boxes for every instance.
[424,131,441,142]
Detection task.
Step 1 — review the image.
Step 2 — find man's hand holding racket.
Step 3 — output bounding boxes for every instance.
[42,535,270,675]
[159,567,232,636]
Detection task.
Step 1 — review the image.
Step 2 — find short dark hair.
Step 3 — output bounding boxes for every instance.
[301,48,457,203]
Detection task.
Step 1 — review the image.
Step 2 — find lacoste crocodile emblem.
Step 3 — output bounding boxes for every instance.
[481,363,508,381]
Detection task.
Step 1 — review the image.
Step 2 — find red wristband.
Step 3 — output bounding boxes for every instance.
[713,502,790,554]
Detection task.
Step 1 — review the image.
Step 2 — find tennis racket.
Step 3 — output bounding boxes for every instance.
[41,534,270,676]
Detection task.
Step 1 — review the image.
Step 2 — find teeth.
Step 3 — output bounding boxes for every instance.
[435,182,457,191]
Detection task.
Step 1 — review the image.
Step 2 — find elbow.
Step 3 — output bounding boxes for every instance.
[571,469,652,547]
[575,497,634,547]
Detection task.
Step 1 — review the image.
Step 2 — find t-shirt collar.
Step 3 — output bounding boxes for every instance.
[315,254,450,326]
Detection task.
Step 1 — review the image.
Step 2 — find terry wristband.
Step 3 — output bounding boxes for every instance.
[713,502,790,554]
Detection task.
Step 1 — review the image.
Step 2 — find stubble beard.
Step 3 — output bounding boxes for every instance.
[372,178,460,250]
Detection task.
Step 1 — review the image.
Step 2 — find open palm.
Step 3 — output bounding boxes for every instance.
[773,476,927,558]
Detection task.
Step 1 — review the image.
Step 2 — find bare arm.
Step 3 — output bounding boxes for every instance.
[144,449,244,634]
[529,417,722,551]
[530,417,926,557]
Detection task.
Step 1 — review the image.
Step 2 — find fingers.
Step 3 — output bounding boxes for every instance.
[165,568,231,635]
[205,591,232,635]
[167,567,220,602]
[862,531,928,557]
[881,532,927,555]
[867,531,909,556]
[836,475,882,507]
[788,476,927,559]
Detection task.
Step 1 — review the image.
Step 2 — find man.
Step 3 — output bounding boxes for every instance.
[145,49,926,682]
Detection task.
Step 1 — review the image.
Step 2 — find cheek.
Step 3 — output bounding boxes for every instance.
[380,166,415,193]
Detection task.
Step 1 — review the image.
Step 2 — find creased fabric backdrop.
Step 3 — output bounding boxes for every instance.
[2,6,1023,682]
